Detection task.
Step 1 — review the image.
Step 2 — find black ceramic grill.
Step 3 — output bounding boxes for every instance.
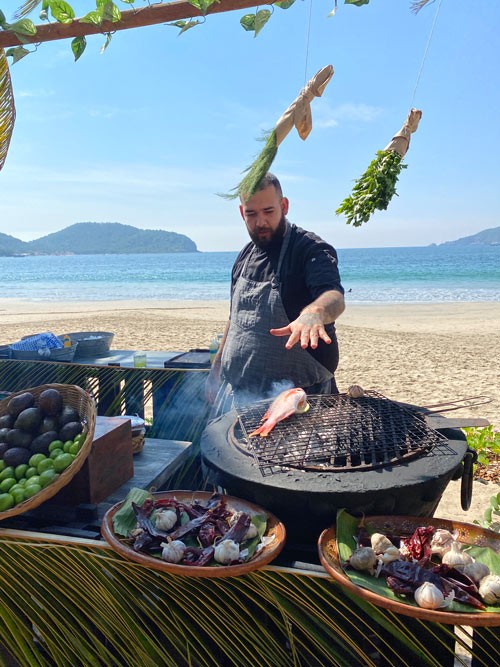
[231,391,453,476]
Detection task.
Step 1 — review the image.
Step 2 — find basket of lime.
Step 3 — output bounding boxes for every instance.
[0,384,96,519]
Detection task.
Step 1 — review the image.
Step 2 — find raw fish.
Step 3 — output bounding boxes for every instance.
[248,388,309,437]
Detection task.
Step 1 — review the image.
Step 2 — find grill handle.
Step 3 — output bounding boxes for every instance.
[460,448,478,511]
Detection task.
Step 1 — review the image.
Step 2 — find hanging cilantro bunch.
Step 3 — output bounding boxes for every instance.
[336,149,407,227]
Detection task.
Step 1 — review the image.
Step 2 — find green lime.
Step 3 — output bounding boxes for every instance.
[23,484,42,498]
[39,469,57,488]
[50,448,63,460]
[37,458,55,474]
[0,460,5,473]
[53,453,74,473]
[0,467,15,482]
[10,488,25,504]
[0,478,16,493]
[63,440,74,453]
[0,493,15,511]
[14,463,29,480]
[49,440,64,453]
[26,475,41,487]
[25,466,38,479]
[28,453,46,469]
[17,478,27,487]
[68,442,81,456]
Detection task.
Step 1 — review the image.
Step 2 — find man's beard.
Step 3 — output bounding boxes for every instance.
[249,214,287,249]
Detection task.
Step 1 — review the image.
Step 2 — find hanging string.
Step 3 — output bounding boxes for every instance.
[409,0,444,108]
[303,0,314,85]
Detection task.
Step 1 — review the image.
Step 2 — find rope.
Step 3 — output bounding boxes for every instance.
[303,0,314,85]
[410,0,444,108]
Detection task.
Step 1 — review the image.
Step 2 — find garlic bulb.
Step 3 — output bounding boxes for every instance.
[478,574,500,605]
[348,384,365,398]
[371,532,394,554]
[214,539,240,565]
[441,541,473,570]
[349,547,377,575]
[379,546,401,564]
[430,529,456,558]
[160,540,186,563]
[414,582,445,610]
[155,509,178,531]
[463,561,490,584]
[229,511,258,539]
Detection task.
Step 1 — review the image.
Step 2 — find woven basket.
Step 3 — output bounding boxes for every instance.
[0,383,96,520]
[131,429,146,455]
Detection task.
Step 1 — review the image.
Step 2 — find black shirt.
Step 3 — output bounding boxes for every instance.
[230,223,344,374]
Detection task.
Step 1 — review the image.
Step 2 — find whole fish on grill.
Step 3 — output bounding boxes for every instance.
[248,387,310,437]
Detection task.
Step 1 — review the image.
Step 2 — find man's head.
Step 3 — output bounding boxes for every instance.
[239,173,289,249]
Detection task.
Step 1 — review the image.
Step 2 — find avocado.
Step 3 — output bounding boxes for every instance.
[59,421,83,442]
[7,392,35,417]
[3,447,31,467]
[59,405,80,426]
[0,414,14,429]
[0,442,9,459]
[30,431,59,455]
[0,427,10,443]
[6,428,33,449]
[38,388,63,417]
[14,407,43,433]
[39,416,60,434]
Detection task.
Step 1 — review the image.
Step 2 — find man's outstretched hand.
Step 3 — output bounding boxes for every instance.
[270,312,331,350]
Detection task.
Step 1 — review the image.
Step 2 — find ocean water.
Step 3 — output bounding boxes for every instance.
[0,245,499,303]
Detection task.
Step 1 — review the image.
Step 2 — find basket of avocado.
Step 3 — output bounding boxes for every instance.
[0,384,96,519]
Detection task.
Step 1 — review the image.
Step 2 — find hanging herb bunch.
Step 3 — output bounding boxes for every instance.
[336,108,422,226]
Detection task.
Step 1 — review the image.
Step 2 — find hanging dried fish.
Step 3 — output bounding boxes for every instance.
[336,108,422,226]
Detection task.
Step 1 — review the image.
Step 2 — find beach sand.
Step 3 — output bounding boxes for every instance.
[1,298,498,523]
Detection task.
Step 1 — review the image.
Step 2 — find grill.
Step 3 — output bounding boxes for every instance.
[201,393,471,543]
[232,391,453,476]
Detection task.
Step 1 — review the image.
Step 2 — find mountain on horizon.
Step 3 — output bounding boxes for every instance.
[0,222,197,256]
[437,225,500,247]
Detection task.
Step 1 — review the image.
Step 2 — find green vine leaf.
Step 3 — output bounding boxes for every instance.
[188,0,217,15]
[5,45,30,63]
[98,0,121,23]
[100,32,112,52]
[9,18,37,42]
[240,13,255,32]
[345,0,370,6]
[49,0,75,23]
[254,9,271,37]
[71,35,86,60]
[168,19,202,34]
[275,0,296,9]
[0,10,6,27]
[80,10,102,27]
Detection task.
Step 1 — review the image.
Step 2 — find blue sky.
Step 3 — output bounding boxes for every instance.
[1,0,499,251]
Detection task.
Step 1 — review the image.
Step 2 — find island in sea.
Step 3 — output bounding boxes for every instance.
[0,222,197,256]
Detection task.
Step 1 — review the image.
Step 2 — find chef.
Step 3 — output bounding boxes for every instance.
[206,172,345,411]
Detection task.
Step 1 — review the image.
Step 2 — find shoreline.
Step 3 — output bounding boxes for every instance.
[0,299,498,427]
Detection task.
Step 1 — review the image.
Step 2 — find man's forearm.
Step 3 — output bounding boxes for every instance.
[301,290,345,325]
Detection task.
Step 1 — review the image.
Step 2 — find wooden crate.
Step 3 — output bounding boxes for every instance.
[55,416,134,505]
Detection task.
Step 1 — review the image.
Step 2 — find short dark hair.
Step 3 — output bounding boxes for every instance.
[257,172,283,198]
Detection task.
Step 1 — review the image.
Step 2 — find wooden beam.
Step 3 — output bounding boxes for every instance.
[0,0,269,48]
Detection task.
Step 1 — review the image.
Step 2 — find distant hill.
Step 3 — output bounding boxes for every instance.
[0,232,30,256]
[0,222,197,256]
[438,226,500,247]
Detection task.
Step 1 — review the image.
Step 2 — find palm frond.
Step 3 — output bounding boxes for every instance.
[0,48,16,172]
[14,0,42,20]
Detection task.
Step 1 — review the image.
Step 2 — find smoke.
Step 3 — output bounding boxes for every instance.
[233,379,294,413]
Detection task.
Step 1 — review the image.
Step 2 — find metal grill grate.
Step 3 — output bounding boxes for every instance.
[230,391,454,476]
